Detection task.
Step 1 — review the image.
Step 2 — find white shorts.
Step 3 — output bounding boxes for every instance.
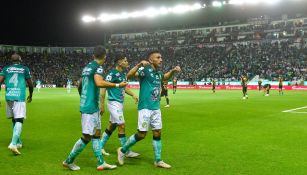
[108,101,125,125]
[6,101,26,119]
[81,112,101,135]
[138,109,162,131]
[36,85,41,88]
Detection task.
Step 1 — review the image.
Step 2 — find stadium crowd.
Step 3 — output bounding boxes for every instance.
[1,39,306,87]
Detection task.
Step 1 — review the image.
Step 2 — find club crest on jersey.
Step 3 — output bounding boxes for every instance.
[142,122,148,128]
[97,67,103,73]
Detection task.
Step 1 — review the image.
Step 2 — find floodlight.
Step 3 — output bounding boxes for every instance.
[212,1,223,7]
[82,15,96,23]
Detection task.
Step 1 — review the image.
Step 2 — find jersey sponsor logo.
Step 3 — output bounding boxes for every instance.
[7,67,25,73]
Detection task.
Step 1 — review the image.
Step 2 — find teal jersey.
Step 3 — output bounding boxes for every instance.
[0,64,31,101]
[105,69,126,103]
[36,80,41,85]
[80,61,104,114]
[67,80,72,86]
[137,66,164,110]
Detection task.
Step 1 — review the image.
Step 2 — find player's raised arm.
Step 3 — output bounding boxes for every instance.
[163,66,181,81]
[26,79,34,103]
[127,60,150,80]
[94,74,127,88]
[125,87,138,104]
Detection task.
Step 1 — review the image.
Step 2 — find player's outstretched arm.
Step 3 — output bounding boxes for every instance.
[125,87,138,104]
[127,60,150,80]
[94,74,127,88]
[164,66,181,81]
[26,79,34,103]
[100,88,107,116]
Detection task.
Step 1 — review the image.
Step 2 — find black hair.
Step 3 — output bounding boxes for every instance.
[93,45,106,58]
[147,50,160,59]
[114,52,126,64]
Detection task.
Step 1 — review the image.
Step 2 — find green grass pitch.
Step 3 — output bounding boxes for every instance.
[0,88,306,175]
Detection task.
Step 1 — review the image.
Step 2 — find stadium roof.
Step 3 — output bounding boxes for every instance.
[1,0,307,46]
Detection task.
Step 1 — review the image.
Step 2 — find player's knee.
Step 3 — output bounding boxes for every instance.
[136,131,147,140]
[153,130,161,138]
[108,123,117,132]
[82,134,92,142]
[118,124,125,133]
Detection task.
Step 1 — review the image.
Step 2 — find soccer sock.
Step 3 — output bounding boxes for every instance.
[12,122,23,145]
[11,120,22,145]
[121,134,139,154]
[100,129,113,149]
[152,136,162,162]
[65,138,88,164]
[166,98,169,105]
[118,134,127,147]
[92,137,104,165]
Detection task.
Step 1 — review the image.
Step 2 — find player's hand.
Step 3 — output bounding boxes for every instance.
[100,106,105,116]
[132,95,139,104]
[27,96,32,103]
[139,60,150,67]
[119,82,128,88]
[173,66,181,73]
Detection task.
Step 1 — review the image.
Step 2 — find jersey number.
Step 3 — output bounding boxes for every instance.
[9,73,19,87]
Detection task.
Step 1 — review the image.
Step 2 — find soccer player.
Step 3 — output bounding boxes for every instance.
[63,46,127,171]
[99,54,140,157]
[263,84,271,96]
[258,79,262,91]
[0,53,34,155]
[172,77,177,94]
[117,50,181,169]
[67,79,72,93]
[241,75,248,99]
[161,81,170,107]
[278,77,283,95]
[36,79,41,92]
[212,79,216,94]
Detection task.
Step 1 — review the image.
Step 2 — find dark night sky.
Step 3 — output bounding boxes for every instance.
[1,0,307,46]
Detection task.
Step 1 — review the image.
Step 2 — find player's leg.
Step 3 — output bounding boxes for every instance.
[151,109,171,168]
[63,113,92,170]
[117,109,150,165]
[118,123,140,158]
[100,101,122,155]
[8,102,26,155]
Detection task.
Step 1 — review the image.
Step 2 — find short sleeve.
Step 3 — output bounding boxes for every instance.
[137,67,145,78]
[95,66,104,77]
[25,67,31,79]
[105,72,113,82]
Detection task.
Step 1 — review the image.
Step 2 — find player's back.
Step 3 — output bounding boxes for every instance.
[1,63,31,101]
[80,61,104,114]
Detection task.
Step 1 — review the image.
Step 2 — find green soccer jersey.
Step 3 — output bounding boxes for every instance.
[0,64,31,101]
[80,61,104,114]
[137,65,164,110]
[105,69,126,103]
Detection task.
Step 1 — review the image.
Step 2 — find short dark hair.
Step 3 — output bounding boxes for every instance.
[11,53,21,62]
[114,52,126,64]
[93,45,107,58]
[147,50,160,59]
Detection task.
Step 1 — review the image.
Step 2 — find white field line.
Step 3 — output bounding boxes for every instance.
[282,106,307,113]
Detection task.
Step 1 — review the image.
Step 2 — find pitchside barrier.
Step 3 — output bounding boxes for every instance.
[127,85,307,90]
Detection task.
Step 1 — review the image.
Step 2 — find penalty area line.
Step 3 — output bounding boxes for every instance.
[282,106,307,113]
